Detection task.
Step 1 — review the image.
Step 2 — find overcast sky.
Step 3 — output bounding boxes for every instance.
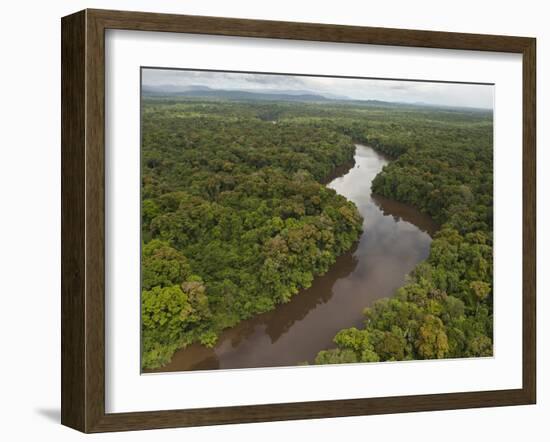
[142,68,494,109]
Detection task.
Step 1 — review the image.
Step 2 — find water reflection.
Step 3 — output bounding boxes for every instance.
[148,144,438,373]
[372,194,437,236]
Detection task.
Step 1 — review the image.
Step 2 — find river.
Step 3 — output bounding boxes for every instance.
[147,144,438,373]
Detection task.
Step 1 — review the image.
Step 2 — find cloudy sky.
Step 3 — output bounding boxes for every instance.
[142,68,494,109]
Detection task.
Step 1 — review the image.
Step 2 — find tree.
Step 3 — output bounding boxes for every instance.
[142,240,191,290]
[415,315,449,359]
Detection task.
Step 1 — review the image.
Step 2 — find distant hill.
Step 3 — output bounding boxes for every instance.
[142,85,330,102]
[142,84,492,113]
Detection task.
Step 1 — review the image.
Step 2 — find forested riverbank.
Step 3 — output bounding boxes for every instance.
[147,143,437,372]
[140,98,493,370]
[141,100,364,369]
[315,108,494,364]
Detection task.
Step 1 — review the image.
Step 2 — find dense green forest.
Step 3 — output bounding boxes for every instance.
[315,106,494,364]
[141,99,364,368]
[140,97,493,369]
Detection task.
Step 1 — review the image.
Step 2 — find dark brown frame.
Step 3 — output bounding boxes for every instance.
[61,8,536,433]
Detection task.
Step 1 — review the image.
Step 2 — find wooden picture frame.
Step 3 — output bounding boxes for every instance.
[61,8,536,433]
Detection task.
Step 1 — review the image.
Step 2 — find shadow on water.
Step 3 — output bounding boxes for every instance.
[371,194,438,237]
[146,144,438,373]
[149,243,360,372]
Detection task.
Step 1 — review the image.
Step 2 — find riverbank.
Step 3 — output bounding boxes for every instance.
[146,144,437,373]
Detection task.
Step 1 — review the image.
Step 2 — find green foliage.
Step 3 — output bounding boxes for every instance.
[139,97,493,368]
[141,282,211,368]
[141,240,191,290]
[140,99,364,369]
[415,315,449,359]
[314,102,493,364]
[315,348,360,365]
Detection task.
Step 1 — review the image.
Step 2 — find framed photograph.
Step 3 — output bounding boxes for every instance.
[61,9,536,433]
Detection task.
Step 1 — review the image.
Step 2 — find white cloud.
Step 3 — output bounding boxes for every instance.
[142,68,494,109]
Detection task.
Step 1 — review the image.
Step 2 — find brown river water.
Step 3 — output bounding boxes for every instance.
[147,144,438,373]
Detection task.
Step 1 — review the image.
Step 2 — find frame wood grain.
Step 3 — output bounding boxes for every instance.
[61,8,536,433]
